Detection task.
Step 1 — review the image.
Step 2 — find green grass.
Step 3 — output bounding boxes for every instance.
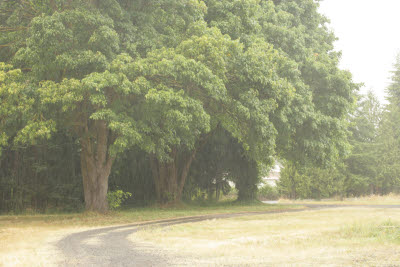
[2,200,400,266]
[0,200,303,266]
[0,201,302,228]
[340,219,400,244]
[279,193,400,205]
[132,207,400,266]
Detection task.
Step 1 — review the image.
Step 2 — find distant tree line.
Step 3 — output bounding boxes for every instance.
[278,57,400,199]
[0,0,358,213]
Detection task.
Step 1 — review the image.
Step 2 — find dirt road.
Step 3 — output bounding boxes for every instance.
[56,204,400,266]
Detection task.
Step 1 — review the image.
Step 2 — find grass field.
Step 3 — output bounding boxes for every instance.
[1,198,400,266]
[0,201,300,227]
[280,193,400,205]
[0,201,299,266]
[132,207,400,266]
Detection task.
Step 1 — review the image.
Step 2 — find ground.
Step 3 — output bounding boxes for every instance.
[0,203,299,266]
[1,197,400,266]
[133,207,400,266]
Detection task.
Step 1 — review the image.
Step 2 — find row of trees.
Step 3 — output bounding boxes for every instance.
[278,56,400,199]
[1,0,357,212]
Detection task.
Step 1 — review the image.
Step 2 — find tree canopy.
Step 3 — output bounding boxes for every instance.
[0,0,358,212]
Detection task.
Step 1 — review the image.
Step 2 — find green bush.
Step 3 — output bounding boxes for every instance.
[258,184,279,200]
[107,190,132,210]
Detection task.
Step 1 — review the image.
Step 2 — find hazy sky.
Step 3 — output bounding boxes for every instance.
[318,0,400,102]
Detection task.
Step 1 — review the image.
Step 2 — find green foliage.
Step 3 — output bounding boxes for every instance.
[186,129,261,202]
[344,91,382,196]
[109,149,155,205]
[277,162,303,199]
[279,86,400,199]
[107,190,132,210]
[258,184,279,201]
[0,63,52,154]
[341,58,400,197]
[374,55,400,194]
[0,0,359,211]
[234,158,260,201]
[278,162,344,200]
[0,132,83,214]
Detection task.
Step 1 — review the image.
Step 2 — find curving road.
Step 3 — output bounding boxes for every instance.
[56,204,400,266]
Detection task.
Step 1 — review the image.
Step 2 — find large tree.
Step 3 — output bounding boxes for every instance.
[0,0,358,209]
[345,91,382,196]
[205,0,357,164]
[1,0,144,211]
[375,56,400,194]
[201,0,357,201]
[186,128,261,202]
[1,0,227,209]
[122,23,293,203]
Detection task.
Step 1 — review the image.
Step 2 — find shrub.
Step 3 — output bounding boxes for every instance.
[258,184,279,200]
[107,190,132,210]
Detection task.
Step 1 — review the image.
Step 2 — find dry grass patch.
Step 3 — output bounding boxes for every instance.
[280,193,400,205]
[0,226,92,267]
[0,202,300,266]
[131,208,400,266]
[0,203,300,228]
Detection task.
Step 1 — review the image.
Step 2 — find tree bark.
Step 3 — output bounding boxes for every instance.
[80,120,114,212]
[150,149,196,204]
[149,132,214,204]
[216,175,221,201]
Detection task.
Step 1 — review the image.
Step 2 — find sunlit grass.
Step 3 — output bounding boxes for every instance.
[0,201,300,228]
[132,208,400,266]
[340,219,400,244]
[2,199,400,266]
[0,226,75,267]
[0,201,301,266]
[279,193,400,205]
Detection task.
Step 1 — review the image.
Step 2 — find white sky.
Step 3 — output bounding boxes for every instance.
[318,0,400,102]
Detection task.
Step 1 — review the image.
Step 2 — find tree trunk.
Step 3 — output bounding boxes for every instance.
[216,176,221,201]
[150,149,196,204]
[149,132,214,204]
[80,121,114,212]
